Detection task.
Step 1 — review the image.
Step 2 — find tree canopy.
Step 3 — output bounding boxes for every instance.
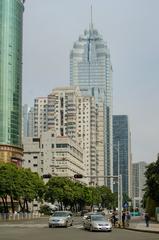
[0,163,117,213]
[0,163,45,213]
[143,156,159,215]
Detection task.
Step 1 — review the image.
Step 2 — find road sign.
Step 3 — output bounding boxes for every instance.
[123,202,128,208]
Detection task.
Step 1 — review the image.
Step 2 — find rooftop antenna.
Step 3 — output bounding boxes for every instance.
[90,4,93,31]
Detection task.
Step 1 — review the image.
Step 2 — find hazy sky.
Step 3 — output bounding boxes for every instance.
[23,0,159,164]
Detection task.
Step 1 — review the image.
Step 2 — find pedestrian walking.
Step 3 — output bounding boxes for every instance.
[125,211,131,227]
[144,212,150,227]
[111,212,118,227]
[122,211,126,228]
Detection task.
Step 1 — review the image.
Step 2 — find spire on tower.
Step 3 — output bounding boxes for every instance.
[89,5,93,32]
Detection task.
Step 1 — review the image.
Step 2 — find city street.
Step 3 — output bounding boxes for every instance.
[0,217,158,240]
[0,225,158,240]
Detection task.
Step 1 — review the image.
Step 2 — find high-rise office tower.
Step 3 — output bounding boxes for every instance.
[70,21,113,188]
[0,0,25,164]
[113,115,132,197]
[132,161,147,209]
[22,105,34,138]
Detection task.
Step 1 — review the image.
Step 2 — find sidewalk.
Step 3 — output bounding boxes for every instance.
[126,221,159,233]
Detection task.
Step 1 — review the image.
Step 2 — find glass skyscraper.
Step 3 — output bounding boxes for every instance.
[70,23,113,188]
[113,115,132,197]
[0,0,25,164]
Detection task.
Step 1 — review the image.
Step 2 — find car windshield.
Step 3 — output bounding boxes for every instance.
[53,211,69,217]
[91,215,105,221]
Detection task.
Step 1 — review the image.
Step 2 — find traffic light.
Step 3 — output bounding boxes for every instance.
[42,174,51,179]
[74,174,83,179]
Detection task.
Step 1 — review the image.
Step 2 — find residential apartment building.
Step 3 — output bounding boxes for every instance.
[113,115,132,197]
[33,97,48,137]
[27,107,34,137]
[23,86,105,185]
[47,86,104,185]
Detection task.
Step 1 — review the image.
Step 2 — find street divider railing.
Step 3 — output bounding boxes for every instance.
[0,212,41,221]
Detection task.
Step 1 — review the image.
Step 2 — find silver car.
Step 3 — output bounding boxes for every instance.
[48,211,73,228]
[82,211,105,221]
[83,214,112,232]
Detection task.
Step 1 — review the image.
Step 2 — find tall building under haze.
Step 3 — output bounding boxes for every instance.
[0,0,25,164]
[113,115,132,197]
[132,161,147,209]
[70,21,113,188]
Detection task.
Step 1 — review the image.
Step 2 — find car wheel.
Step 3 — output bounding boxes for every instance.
[49,224,52,228]
[65,222,68,228]
[70,220,73,226]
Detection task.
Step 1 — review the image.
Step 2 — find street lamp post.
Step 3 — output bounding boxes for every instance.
[117,141,123,223]
[118,174,123,224]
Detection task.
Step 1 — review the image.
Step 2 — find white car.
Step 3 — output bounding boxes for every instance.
[48,211,73,228]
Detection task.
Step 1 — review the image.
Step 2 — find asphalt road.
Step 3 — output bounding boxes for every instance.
[0,217,158,240]
[0,226,159,240]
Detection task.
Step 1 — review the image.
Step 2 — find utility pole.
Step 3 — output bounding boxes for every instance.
[117,141,122,222]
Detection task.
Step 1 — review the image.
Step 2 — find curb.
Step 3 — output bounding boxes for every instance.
[123,227,159,234]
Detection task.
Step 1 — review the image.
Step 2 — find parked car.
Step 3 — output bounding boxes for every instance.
[48,211,73,228]
[83,214,112,232]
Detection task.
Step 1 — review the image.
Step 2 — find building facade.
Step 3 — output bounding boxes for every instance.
[22,104,29,138]
[27,107,34,137]
[22,105,34,139]
[47,86,104,185]
[23,130,84,183]
[113,115,132,197]
[132,161,147,209]
[23,86,106,185]
[33,97,48,137]
[70,23,113,188]
[0,0,25,163]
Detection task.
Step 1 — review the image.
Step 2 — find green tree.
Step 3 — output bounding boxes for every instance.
[71,182,86,211]
[143,156,159,216]
[97,186,114,209]
[0,163,19,213]
[0,163,45,213]
[17,168,45,212]
[45,177,74,209]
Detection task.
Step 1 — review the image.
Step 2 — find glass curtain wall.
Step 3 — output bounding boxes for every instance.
[0,0,24,161]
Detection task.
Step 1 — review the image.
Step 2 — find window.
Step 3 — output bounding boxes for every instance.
[56,144,68,148]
